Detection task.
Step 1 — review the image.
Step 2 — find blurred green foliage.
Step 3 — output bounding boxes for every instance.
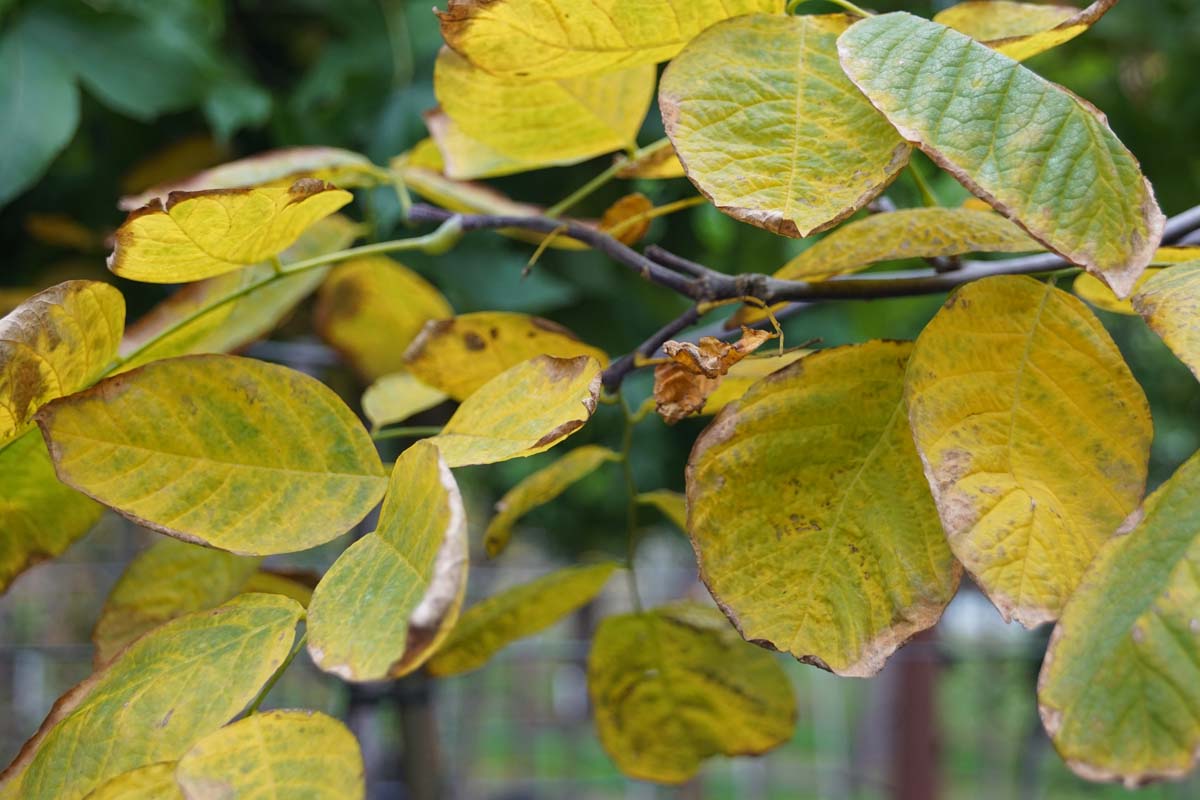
[1,0,1198,559]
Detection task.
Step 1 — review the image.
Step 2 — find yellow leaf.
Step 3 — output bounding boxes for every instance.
[839,12,1164,298]
[588,602,795,783]
[1151,246,1200,265]
[307,441,468,681]
[109,180,352,283]
[1037,450,1200,787]
[906,276,1152,627]
[1072,268,1161,316]
[484,446,619,557]
[0,429,103,593]
[315,256,453,382]
[636,490,687,532]
[429,355,602,468]
[934,0,1118,62]
[1,280,124,447]
[700,350,809,415]
[616,144,686,180]
[434,47,654,169]
[1132,260,1200,383]
[427,562,618,677]
[362,372,448,431]
[175,710,364,800]
[92,539,313,666]
[23,213,103,252]
[404,312,608,401]
[0,594,304,800]
[240,570,315,608]
[599,192,654,246]
[688,341,960,676]
[84,763,181,800]
[423,108,545,181]
[119,214,361,371]
[37,354,387,555]
[437,0,784,79]
[660,14,910,238]
[119,146,375,210]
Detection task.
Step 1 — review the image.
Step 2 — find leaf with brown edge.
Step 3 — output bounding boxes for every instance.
[109,179,352,284]
[404,312,608,402]
[906,276,1152,627]
[838,12,1164,298]
[1132,260,1200,382]
[1,280,125,447]
[599,193,653,246]
[37,354,387,556]
[687,341,960,676]
[428,355,602,468]
[483,446,620,557]
[653,328,773,424]
[315,256,453,382]
[0,593,304,800]
[119,146,375,210]
[934,0,1119,62]
[587,602,795,784]
[306,441,468,682]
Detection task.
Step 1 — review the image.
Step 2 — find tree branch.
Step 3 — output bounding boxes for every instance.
[601,305,700,392]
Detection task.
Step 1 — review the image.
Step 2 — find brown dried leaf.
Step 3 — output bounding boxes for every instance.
[599,193,653,246]
[654,328,773,424]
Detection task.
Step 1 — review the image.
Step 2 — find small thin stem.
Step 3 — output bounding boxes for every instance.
[372,425,443,441]
[601,196,708,240]
[908,163,940,207]
[602,305,701,391]
[546,161,626,218]
[788,0,872,15]
[619,393,645,613]
[246,631,308,715]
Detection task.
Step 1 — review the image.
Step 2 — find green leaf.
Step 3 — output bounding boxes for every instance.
[175,710,364,799]
[433,48,654,171]
[307,441,468,681]
[1038,450,1200,786]
[404,312,608,402]
[660,14,910,238]
[0,430,103,593]
[484,446,619,557]
[315,256,453,382]
[362,373,448,432]
[1132,261,1200,383]
[93,539,312,666]
[428,355,602,468]
[838,12,1164,297]
[688,341,959,676]
[906,276,1152,626]
[437,0,784,79]
[83,763,180,800]
[119,215,362,371]
[636,490,688,532]
[109,180,352,283]
[427,562,618,677]
[934,0,1118,61]
[37,354,386,555]
[588,602,795,784]
[0,594,304,800]
[0,16,80,207]
[1,281,125,447]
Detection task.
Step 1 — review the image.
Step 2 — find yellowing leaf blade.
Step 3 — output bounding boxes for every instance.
[636,490,688,532]
[83,762,181,800]
[37,355,386,555]
[906,276,1151,626]
[934,0,1119,61]
[362,372,448,431]
[1132,261,1200,383]
[838,13,1163,297]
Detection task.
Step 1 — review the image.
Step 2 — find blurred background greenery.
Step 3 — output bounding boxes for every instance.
[1,0,1199,797]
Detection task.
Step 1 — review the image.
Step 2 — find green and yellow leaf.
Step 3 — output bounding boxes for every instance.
[0,594,304,800]
[307,441,468,681]
[906,276,1151,627]
[434,47,653,170]
[1038,449,1200,787]
[660,14,910,238]
[688,341,960,675]
[699,350,809,414]
[1,280,124,447]
[428,355,602,468]
[38,354,386,555]
[588,602,795,784]
[362,373,448,432]
[109,180,352,283]
[437,0,784,79]
[636,490,687,532]
[838,13,1164,297]
[1132,261,1200,382]
[175,710,364,800]
[404,312,608,401]
[484,445,619,557]
[315,256,453,381]
[84,763,180,800]
[0,429,103,593]
[934,0,1118,62]
[1073,269,1161,316]
[427,562,617,677]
